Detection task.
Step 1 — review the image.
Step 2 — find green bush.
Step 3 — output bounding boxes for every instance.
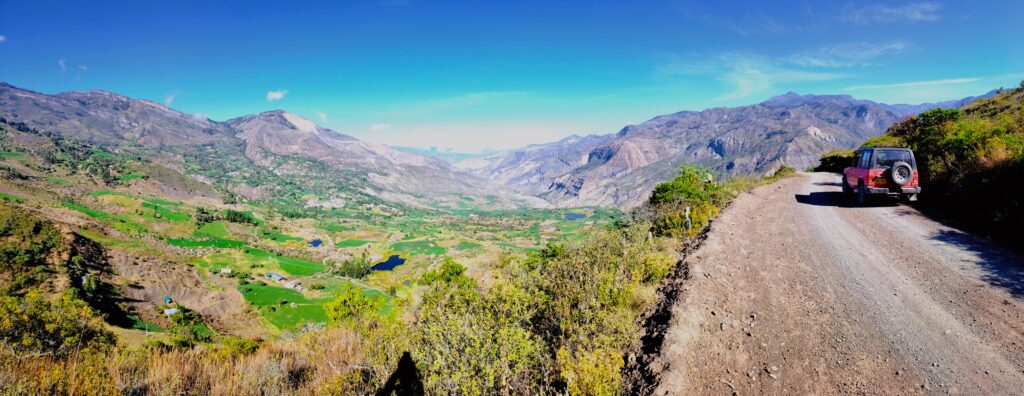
[814,149,855,173]
[765,166,796,182]
[324,283,382,324]
[416,259,548,394]
[218,336,261,357]
[0,291,115,356]
[648,165,732,237]
[649,165,731,208]
[860,135,909,149]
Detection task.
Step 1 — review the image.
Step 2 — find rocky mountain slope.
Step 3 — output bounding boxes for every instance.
[0,82,535,209]
[459,92,978,208]
[0,83,234,147]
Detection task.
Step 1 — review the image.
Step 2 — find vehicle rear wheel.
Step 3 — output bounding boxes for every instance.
[857,181,868,205]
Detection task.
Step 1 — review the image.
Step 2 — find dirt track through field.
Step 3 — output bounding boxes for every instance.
[646,172,1024,395]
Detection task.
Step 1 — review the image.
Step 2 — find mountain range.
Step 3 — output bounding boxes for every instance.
[0,82,542,210]
[456,91,995,207]
[0,82,989,209]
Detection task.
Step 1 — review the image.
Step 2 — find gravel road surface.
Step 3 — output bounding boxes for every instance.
[649,172,1024,395]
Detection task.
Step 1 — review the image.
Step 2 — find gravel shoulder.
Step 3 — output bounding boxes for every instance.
[649,172,1024,395]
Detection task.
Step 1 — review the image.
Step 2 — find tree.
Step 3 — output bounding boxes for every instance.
[223,209,259,225]
[194,207,215,227]
[337,253,373,279]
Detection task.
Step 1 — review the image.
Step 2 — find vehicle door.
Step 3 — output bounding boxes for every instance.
[853,150,871,187]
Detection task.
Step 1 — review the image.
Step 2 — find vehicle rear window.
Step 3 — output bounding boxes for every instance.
[873,150,914,169]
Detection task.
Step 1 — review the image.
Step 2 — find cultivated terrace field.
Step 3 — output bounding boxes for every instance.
[0,119,617,334]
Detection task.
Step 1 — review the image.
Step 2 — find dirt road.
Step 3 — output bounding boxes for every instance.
[647,172,1024,395]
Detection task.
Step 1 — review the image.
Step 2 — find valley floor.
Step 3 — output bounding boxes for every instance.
[649,172,1024,394]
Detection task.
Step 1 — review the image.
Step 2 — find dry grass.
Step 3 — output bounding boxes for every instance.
[1,327,371,396]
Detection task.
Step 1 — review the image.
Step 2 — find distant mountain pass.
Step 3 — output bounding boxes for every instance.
[391,146,495,163]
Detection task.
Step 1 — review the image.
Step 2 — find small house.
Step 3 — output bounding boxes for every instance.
[220,268,232,275]
[266,273,287,281]
[308,239,323,247]
[285,282,304,291]
[163,307,180,316]
[164,296,173,304]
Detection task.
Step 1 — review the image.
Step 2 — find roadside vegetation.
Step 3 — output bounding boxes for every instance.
[0,161,794,394]
[813,149,856,173]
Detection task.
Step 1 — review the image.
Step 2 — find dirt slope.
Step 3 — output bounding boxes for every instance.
[647,172,1024,394]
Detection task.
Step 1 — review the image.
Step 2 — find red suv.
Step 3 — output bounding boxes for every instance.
[843,147,920,204]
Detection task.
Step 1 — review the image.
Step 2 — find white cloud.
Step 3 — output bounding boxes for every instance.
[266,89,287,102]
[164,90,180,106]
[0,35,6,43]
[58,58,67,73]
[841,2,942,25]
[838,75,1022,104]
[844,77,981,91]
[78,64,89,71]
[316,111,328,123]
[370,123,392,131]
[791,41,913,68]
[657,53,849,101]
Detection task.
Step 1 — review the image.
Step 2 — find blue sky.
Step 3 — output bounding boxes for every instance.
[1,0,1022,151]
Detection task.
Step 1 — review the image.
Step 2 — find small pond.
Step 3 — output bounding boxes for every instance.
[371,255,407,271]
[564,213,587,220]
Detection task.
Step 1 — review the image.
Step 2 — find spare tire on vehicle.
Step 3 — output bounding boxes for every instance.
[890,161,912,186]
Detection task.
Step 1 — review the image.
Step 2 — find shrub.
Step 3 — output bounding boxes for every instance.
[649,165,730,208]
[860,135,908,149]
[217,336,262,357]
[648,165,732,237]
[765,166,796,181]
[324,283,381,324]
[814,149,855,173]
[415,262,549,394]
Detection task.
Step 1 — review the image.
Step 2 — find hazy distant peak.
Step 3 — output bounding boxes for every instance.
[233,110,322,133]
[559,134,584,143]
[281,112,318,132]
